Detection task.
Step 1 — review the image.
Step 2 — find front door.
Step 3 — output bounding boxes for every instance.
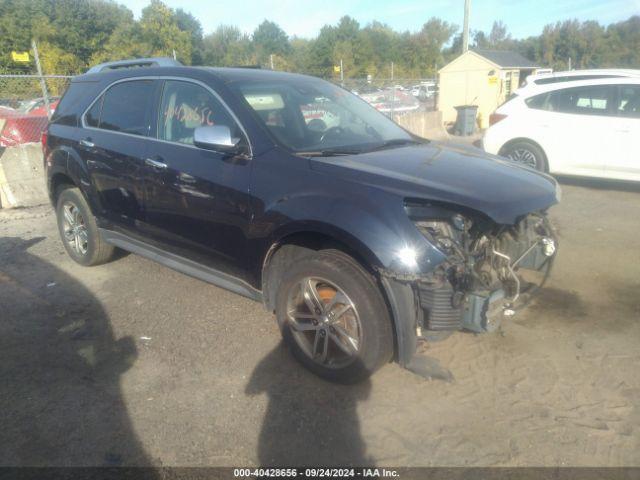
[141,79,253,280]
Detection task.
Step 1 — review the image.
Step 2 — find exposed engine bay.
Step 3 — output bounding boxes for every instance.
[406,202,557,334]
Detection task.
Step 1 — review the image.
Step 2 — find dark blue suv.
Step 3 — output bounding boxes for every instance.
[45,58,560,383]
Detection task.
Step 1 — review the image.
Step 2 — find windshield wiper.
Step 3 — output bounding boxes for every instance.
[366,138,423,152]
[295,148,362,157]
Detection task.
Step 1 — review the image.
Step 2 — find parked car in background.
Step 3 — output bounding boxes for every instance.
[483,78,640,181]
[519,69,640,93]
[17,96,60,114]
[411,83,437,101]
[27,99,59,117]
[360,87,420,114]
[45,58,559,383]
[0,96,58,147]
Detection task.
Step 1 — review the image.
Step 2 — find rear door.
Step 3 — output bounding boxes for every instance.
[608,84,640,181]
[81,79,157,231]
[140,79,253,279]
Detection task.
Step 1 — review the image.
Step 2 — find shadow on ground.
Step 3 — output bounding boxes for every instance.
[246,343,373,466]
[0,236,153,468]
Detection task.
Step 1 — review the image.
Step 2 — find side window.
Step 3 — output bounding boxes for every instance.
[158,80,241,146]
[549,85,613,116]
[525,92,549,110]
[98,80,155,136]
[616,85,640,118]
[85,95,103,127]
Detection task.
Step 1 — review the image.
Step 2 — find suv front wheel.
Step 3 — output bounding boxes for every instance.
[275,250,394,383]
[56,187,115,266]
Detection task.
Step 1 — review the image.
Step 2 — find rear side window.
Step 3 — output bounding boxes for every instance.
[527,85,614,116]
[549,85,613,115]
[616,85,640,118]
[85,96,102,127]
[93,80,155,136]
[51,81,101,126]
[525,92,549,110]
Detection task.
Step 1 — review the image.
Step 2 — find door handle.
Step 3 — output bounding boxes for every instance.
[79,139,95,148]
[145,157,168,169]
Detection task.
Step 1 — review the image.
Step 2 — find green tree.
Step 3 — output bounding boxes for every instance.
[202,25,255,67]
[175,8,204,65]
[252,20,290,66]
[139,0,191,63]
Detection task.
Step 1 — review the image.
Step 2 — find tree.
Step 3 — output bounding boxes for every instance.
[175,8,204,65]
[489,20,511,47]
[406,18,457,77]
[252,20,290,65]
[202,25,255,67]
[139,0,191,63]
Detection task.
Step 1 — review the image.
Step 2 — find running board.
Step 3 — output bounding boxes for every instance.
[99,229,262,302]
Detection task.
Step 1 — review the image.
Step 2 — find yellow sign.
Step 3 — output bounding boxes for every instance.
[11,51,30,62]
[488,76,498,85]
[333,65,341,73]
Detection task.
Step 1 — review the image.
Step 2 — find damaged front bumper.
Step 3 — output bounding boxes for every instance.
[377,214,557,376]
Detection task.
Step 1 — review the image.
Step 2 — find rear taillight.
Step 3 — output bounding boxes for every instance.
[489,113,507,126]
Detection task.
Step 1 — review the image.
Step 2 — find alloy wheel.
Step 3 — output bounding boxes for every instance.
[62,201,88,256]
[286,277,362,369]
[508,148,537,169]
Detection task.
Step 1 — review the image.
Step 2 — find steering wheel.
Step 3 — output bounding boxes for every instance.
[320,126,345,142]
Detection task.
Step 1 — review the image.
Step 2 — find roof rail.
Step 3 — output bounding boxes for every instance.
[86,57,182,74]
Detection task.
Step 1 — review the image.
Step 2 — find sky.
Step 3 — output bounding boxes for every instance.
[127,0,640,39]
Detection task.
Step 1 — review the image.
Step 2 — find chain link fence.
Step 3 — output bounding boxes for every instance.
[331,78,438,120]
[0,73,73,147]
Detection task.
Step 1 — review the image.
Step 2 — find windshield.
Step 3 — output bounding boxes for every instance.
[230,76,415,154]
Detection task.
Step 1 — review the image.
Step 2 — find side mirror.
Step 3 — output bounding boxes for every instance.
[193,125,240,152]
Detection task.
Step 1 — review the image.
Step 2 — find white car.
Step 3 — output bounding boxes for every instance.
[483,78,640,182]
[521,69,640,92]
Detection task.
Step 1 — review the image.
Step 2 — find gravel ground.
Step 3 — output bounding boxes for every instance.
[1,178,639,467]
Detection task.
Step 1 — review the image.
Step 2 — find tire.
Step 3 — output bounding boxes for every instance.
[275,249,393,384]
[501,140,547,172]
[56,187,115,266]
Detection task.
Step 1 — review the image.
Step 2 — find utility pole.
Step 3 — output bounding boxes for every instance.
[391,61,394,81]
[462,0,470,53]
[172,49,177,60]
[270,54,274,70]
[568,57,572,70]
[340,58,344,87]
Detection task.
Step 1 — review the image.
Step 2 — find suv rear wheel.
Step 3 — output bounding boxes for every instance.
[56,187,115,266]
[275,250,393,383]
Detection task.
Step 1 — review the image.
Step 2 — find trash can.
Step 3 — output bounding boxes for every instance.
[454,105,478,136]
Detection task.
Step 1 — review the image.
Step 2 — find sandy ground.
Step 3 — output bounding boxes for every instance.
[0,178,639,467]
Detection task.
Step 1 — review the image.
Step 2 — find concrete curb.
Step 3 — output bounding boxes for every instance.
[0,144,49,209]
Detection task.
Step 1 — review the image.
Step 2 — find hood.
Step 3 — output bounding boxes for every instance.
[309,142,559,225]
